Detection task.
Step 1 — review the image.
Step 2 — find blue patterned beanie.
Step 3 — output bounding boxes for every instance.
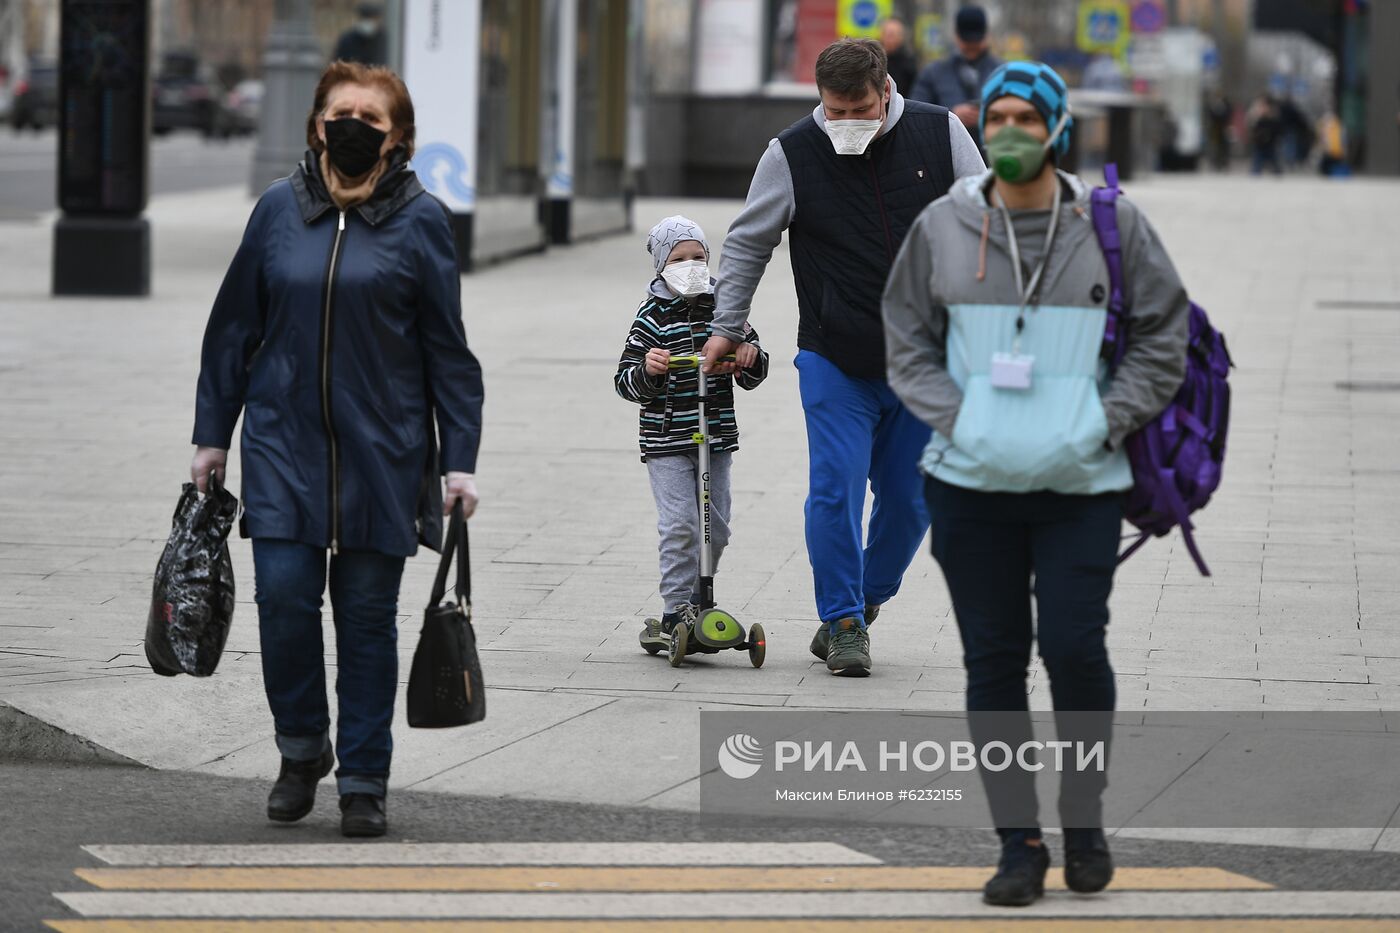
[979,61,1073,157]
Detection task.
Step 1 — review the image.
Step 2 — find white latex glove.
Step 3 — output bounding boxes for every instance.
[444,471,478,518]
[191,446,228,493]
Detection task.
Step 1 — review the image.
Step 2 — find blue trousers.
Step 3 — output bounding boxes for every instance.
[924,478,1122,832]
[796,350,931,626]
[251,539,405,797]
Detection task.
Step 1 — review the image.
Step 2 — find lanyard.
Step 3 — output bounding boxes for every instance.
[994,179,1062,354]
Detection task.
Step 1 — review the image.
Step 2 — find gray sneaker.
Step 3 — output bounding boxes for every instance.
[825,617,872,677]
[809,604,881,661]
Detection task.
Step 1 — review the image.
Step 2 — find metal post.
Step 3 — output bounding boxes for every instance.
[624,0,645,217]
[250,0,323,195]
[384,0,403,72]
[1365,0,1400,175]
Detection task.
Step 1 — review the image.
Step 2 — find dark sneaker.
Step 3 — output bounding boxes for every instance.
[642,604,697,650]
[983,834,1051,907]
[825,617,872,676]
[340,793,387,838]
[1064,828,1114,893]
[266,748,334,823]
[809,604,881,661]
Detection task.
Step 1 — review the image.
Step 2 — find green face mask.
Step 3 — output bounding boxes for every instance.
[984,110,1071,183]
[986,124,1051,183]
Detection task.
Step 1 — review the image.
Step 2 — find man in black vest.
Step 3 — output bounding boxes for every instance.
[701,38,984,676]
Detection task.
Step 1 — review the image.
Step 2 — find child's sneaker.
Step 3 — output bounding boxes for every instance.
[640,604,697,653]
[809,603,880,661]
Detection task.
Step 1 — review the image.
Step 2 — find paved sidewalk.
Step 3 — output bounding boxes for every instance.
[1,175,1398,837]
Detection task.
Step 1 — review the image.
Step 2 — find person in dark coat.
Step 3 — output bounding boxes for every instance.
[333,3,388,66]
[909,5,1002,135]
[190,60,483,839]
[880,17,919,98]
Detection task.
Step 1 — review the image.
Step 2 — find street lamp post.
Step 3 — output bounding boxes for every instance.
[250,0,323,195]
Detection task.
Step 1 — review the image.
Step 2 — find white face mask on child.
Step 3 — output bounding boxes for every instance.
[661,260,710,297]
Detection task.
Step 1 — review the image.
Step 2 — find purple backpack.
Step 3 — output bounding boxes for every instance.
[1091,164,1233,576]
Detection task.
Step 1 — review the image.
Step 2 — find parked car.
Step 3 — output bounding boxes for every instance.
[152,51,232,138]
[223,79,263,136]
[10,61,58,132]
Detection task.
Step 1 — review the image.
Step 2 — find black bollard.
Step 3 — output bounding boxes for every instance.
[52,0,151,297]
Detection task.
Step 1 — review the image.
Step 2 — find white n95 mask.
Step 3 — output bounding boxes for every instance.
[661,260,710,297]
[823,118,882,155]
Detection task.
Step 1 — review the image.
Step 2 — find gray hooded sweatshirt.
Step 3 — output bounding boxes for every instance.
[883,170,1189,495]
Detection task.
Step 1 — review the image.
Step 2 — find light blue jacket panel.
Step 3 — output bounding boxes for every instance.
[930,301,1130,493]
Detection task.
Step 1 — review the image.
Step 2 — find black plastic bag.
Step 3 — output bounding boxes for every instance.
[145,477,238,677]
[407,501,485,727]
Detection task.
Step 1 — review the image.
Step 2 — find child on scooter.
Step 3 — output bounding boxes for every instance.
[614,215,769,647]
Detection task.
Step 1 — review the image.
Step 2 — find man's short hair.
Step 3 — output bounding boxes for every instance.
[814,38,888,99]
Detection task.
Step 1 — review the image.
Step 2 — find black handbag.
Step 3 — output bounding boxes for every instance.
[406,501,486,728]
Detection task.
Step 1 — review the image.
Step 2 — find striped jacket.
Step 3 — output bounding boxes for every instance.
[614,291,769,461]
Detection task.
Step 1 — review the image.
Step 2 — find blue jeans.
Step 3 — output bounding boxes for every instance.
[251,539,406,797]
[796,350,931,627]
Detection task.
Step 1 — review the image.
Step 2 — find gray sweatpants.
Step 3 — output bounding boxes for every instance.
[647,448,733,613]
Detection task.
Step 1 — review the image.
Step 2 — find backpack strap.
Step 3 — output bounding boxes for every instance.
[1115,469,1213,577]
[1090,163,1128,370]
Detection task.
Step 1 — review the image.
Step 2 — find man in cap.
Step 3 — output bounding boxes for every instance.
[910,5,1002,132]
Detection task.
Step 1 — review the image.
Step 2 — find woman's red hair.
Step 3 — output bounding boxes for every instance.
[305,60,416,157]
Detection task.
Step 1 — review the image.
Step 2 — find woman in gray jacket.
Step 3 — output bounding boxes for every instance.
[883,61,1188,907]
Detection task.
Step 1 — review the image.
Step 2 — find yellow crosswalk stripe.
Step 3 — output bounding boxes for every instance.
[72,865,1273,892]
[42,920,1400,932]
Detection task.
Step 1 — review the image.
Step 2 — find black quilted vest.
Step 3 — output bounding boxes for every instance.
[779,101,954,378]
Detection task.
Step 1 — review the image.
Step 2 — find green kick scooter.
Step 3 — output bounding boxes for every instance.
[638,353,765,669]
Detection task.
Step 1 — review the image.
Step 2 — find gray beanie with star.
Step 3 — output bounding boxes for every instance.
[646,215,710,274]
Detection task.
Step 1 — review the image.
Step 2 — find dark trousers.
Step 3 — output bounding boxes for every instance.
[925,478,1123,832]
[251,538,405,797]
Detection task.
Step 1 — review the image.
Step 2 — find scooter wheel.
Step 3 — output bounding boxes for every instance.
[748,623,766,668]
[669,622,689,668]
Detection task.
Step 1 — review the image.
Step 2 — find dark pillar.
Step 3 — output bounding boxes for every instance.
[52,0,152,297]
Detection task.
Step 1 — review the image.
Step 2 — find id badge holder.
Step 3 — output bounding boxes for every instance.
[990,352,1034,391]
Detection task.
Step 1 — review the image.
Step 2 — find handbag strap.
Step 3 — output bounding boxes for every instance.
[429,500,472,609]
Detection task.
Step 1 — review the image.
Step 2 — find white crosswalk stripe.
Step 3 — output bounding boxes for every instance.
[47,841,1400,927]
[53,889,1400,920]
[80,842,880,867]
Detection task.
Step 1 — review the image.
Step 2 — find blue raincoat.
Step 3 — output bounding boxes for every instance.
[193,150,483,557]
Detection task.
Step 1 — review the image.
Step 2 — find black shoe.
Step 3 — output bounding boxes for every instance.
[340,793,387,838]
[983,834,1051,907]
[1064,828,1114,893]
[266,748,335,823]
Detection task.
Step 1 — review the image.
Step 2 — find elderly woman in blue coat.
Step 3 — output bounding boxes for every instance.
[189,61,484,838]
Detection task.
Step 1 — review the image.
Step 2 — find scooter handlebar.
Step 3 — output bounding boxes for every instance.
[667,354,737,370]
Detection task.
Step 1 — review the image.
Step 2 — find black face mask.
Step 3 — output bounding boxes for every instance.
[323,117,387,178]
